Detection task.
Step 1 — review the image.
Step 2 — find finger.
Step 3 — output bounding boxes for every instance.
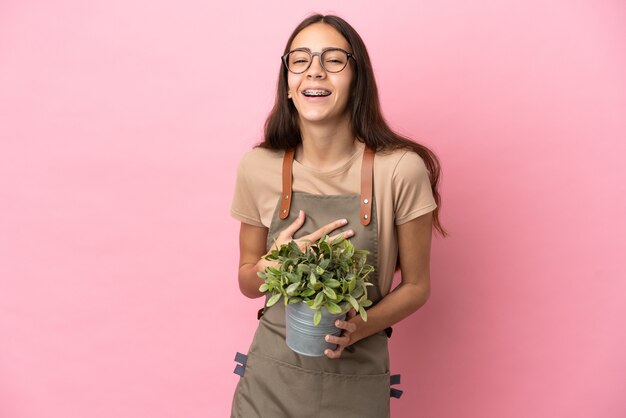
[324,346,344,359]
[278,210,305,240]
[335,319,357,333]
[325,334,350,346]
[327,229,354,244]
[302,218,349,242]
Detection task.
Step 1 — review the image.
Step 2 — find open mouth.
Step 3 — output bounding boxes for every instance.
[302,89,331,97]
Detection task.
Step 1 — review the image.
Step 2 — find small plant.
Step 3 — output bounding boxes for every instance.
[258,235,374,326]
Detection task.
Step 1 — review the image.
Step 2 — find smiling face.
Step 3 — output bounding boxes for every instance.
[287,23,354,127]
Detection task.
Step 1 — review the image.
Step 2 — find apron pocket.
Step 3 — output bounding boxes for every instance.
[319,368,390,418]
[232,351,390,418]
[233,351,321,418]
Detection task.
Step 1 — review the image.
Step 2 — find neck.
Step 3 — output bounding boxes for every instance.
[297,119,357,170]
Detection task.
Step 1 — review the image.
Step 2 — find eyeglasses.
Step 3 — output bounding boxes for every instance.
[282,48,354,74]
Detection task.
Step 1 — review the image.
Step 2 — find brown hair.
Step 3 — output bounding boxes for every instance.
[259,14,446,236]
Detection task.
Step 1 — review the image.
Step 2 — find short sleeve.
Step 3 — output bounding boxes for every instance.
[230,155,264,227]
[392,151,437,225]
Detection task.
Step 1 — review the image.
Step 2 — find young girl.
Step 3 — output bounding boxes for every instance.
[230,14,444,418]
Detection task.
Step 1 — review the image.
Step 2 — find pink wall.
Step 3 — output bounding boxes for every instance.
[1,1,624,417]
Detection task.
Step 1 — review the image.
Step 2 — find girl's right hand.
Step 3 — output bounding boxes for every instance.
[269,209,354,253]
[239,210,354,298]
[257,210,354,273]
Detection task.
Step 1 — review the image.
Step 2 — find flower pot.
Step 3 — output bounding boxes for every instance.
[285,301,346,357]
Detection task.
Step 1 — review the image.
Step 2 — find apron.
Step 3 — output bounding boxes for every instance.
[231,147,400,418]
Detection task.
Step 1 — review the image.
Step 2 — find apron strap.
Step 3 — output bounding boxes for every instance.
[279,148,295,220]
[279,145,376,225]
[360,146,375,226]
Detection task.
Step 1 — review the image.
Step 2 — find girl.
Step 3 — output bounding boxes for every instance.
[230,14,444,418]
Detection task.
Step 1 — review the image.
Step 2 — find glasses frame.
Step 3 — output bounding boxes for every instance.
[282,47,354,74]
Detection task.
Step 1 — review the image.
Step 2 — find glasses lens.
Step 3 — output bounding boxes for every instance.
[321,49,348,73]
[287,50,311,74]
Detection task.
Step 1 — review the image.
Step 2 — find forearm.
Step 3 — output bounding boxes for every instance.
[238,258,273,299]
[349,281,430,344]
[348,213,434,344]
[238,223,273,299]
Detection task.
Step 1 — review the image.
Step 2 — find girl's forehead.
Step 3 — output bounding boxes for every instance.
[290,23,350,50]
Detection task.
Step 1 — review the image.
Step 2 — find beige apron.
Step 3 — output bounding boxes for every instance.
[231,148,398,418]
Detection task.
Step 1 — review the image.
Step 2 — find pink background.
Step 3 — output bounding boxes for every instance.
[1,1,625,417]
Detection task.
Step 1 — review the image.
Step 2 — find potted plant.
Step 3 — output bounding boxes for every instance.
[258,235,375,356]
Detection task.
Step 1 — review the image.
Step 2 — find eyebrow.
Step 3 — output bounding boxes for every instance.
[289,47,348,52]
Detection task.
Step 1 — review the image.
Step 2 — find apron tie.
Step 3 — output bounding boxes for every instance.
[390,374,403,399]
[233,352,248,378]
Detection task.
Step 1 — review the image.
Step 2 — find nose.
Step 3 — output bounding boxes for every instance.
[306,54,326,79]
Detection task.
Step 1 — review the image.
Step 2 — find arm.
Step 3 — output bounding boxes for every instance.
[237,222,271,299]
[325,211,433,358]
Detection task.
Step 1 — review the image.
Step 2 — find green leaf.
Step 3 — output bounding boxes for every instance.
[288,240,301,254]
[361,299,373,308]
[319,258,331,270]
[359,306,368,322]
[313,309,322,326]
[267,293,281,307]
[347,295,359,311]
[286,282,300,296]
[301,288,315,298]
[313,292,325,309]
[340,302,351,313]
[323,286,337,300]
[344,240,355,258]
[267,266,281,276]
[310,273,317,285]
[330,234,345,245]
[288,297,302,304]
[320,240,331,256]
[325,279,341,288]
[325,301,342,314]
[259,283,269,292]
[351,288,364,299]
[286,272,298,283]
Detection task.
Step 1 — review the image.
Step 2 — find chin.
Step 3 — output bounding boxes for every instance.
[298,112,332,123]
[300,109,349,123]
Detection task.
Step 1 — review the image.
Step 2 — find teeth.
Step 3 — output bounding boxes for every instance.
[303,89,331,97]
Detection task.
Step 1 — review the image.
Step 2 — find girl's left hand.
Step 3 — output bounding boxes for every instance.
[324,309,357,359]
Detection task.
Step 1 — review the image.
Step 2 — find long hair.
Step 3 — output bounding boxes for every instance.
[259,14,446,236]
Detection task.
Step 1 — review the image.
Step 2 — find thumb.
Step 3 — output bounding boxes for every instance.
[281,210,305,238]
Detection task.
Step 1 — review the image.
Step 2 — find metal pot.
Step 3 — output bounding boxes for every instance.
[285,301,346,357]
